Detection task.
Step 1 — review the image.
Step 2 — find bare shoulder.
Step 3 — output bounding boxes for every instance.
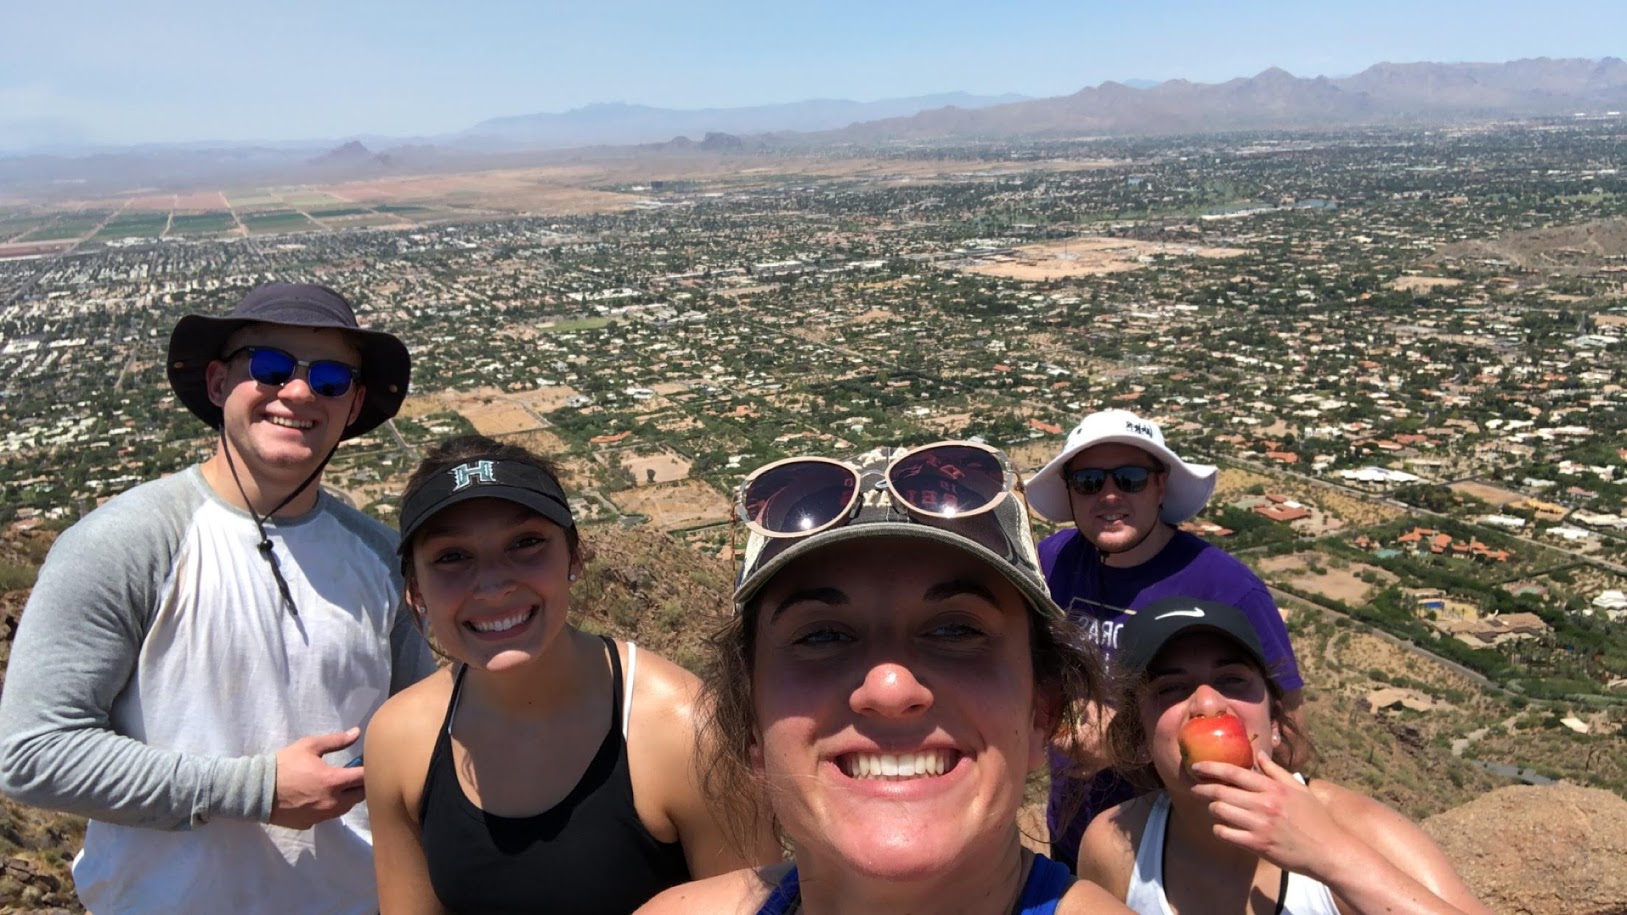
[1059,875,1134,914]
[1076,792,1154,896]
[364,665,454,796]
[626,645,704,753]
[1307,778,1400,823]
[370,665,455,741]
[635,864,783,915]
[629,645,703,710]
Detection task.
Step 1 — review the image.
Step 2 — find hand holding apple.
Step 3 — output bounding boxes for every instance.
[1178,712,1255,773]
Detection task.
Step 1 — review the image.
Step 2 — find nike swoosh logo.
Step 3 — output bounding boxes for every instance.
[1154,608,1206,620]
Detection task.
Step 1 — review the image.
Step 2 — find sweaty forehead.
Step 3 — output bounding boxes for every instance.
[223,323,363,362]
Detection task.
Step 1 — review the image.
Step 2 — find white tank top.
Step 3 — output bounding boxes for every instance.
[1125,787,1342,915]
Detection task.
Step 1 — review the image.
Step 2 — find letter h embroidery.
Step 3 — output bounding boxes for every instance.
[450,460,497,491]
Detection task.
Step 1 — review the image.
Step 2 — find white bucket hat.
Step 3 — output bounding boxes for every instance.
[1026,409,1217,525]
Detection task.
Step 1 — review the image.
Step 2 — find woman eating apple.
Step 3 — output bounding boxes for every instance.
[637,443,1133,914]
[1076,597,1492,915]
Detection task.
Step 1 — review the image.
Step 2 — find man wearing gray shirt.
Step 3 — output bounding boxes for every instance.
[0,283,437,914]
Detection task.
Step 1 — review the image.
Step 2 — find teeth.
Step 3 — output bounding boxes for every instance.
[267,416,314,430]
[469,609,532,633]
[841,750,952,780]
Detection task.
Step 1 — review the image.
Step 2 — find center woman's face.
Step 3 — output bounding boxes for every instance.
[749,538,1048,882]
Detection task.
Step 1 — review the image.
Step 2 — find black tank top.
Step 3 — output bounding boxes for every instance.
[419,637,693,914]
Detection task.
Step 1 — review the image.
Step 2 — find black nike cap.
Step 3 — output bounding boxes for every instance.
[1118,597,1270,675]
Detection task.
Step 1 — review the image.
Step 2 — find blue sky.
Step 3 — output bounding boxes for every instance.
[4,0,1624,148]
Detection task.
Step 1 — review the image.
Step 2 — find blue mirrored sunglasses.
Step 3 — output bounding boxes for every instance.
[227,346,359,398]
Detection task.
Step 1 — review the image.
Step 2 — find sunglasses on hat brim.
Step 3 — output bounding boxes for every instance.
[734,441,1020,539]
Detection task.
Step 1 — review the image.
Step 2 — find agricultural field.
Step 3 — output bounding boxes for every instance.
[0,217,54,242]
[167,212,238,236]
[225,193,283,208]
[242,211,316,234]
[93,213,171,239]
[19,212,115,241]
[279,191,352,208]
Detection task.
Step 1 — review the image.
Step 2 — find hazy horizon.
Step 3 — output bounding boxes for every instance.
[5,0,1626,151]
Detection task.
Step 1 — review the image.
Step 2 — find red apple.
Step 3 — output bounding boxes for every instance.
[1177,713,1256,772]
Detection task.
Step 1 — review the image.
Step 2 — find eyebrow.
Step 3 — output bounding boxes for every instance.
[765,578,1000,623]
[922,578,1000,604]
[768,587,848,622]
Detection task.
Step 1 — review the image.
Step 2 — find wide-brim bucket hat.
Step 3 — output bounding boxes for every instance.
[1026,409,1217,525]
[734,444,1062,621]
[167,282,410,440]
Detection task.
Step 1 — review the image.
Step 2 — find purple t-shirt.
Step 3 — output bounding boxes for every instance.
[1040,527,1303,869]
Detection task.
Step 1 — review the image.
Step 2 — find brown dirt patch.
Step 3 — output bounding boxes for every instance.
[621,450,693,486]
[510,385,583,413]
[0,241,73,260]
[1449,480,1526,507]
[610,479,729,530]
[1258,553,1396,605]
[1388,276,1465,292]
[171,191,223,210]
[1007,439,1064,476]
[459,399,541,437]
[851,308,901,323]
[128,195,174,210]
[505,429,572,460]
[407,386,571,437]
[920,412,974,435]
[961,236,1247,282]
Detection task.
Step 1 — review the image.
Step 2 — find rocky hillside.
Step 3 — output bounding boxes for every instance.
[1,523,1623,912]
[1425,783,1627,915]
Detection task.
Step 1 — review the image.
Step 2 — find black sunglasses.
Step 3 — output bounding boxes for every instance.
[227,346,360,398]
[1065,465,1161,496]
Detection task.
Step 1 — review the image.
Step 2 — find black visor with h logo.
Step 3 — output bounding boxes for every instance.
[397,458,574,553]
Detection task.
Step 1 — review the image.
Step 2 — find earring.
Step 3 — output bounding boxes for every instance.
[568,573,578,582]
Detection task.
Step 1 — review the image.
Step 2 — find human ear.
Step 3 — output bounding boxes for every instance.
[748,731,765,774]
[1028,686,1060,772]
[205,360,231,408]
[345,383,367,426]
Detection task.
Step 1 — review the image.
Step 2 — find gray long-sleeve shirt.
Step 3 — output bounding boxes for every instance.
[0,466,436,913]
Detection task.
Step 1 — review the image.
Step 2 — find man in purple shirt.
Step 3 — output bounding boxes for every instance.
[1025,409,1305,871]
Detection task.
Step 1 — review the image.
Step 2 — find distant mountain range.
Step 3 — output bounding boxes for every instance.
[826,57,1627,142]
[3,58,1624,196]
[451,93,1030,150]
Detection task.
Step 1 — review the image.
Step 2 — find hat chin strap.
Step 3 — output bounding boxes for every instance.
[219,426,340,618]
